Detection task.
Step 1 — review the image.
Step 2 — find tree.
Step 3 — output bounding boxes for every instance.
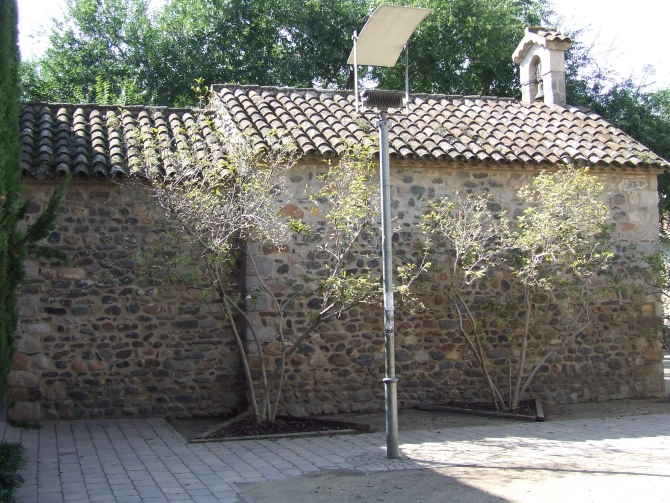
[125,97,297,423]
[419,194,510,410]
[373,0,547,96]
[247,141,388,422]
[506,168,612,407]
[563,31,670,220]
[127,95,418,422]
[418,168,614,409]
[0,0,70,400]
[149,0,368,104]
[22,0,550,106]
[20,0,154,104]
[0,0,22,402]
[21,0,367,106]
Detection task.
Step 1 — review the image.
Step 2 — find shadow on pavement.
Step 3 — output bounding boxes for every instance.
[237,462,670,503]
[237,467,510,503]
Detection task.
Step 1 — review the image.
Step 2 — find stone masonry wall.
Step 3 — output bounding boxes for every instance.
[10,163,667,421]
[247,162,666,417]
[9,179,245,422]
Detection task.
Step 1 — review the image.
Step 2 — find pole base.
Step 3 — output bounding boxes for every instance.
[383,377,399,458]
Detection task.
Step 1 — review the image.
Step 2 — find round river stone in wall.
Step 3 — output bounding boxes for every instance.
[328,353,351,366]
[7,371,40,388]
[279,204,305,219]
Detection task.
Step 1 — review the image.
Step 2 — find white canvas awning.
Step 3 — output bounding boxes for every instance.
[347,5,432,67]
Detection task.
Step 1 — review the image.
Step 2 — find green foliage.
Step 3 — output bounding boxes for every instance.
[127,100,299,423]
[1,0,71,400]
[0,441,24,502]
[7,419,41,430]
[129,116,392,422]
[373,0,547,96]
[22,0,550,106]
[512,167,611,289]
[21,0,152,104]
[309,142,382,312]
[418,167,616,409]
[0,0,23,400]
[246,139,390,422]
[130,102,295,294]
[21,0,367,105]
[507,167,613,406]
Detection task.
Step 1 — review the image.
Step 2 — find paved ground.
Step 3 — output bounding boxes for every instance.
[3,406,670,503]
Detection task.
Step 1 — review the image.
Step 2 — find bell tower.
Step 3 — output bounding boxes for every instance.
[512,27,572,107]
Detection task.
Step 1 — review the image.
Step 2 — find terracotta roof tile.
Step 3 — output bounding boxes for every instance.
[19,86,668,178]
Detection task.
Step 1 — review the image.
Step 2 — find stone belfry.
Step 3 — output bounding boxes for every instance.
[512,27,572,106]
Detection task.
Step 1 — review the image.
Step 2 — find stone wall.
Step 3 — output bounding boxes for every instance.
[9,179,245,421]
[9,163,667,421]
[247,162,666,416]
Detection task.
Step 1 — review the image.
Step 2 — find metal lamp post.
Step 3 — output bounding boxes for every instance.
[347,4,431,459]
[378,107,397,457]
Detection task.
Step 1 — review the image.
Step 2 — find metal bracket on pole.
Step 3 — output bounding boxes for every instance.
[353,31,359,113]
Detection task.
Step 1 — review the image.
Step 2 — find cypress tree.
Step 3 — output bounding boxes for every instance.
[0,0,70,400]
[0,0,24,400]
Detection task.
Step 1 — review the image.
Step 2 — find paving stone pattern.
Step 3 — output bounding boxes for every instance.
[4,413,670,502]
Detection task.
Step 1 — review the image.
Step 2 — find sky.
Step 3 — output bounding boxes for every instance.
[16,0,670,91]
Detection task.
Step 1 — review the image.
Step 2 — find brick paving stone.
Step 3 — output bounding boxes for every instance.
[113,498,142,503]
[3,414,670,502]
[89,496,116,503]
[36,493,65,503]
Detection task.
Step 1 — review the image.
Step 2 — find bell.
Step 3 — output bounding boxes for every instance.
[534,81,545,102]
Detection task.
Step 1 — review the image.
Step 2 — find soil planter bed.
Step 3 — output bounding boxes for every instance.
[415,398,545,422]
[190,415,371,443]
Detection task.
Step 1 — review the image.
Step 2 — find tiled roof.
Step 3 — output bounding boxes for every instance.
[19,104,217,179]
[19,85,668,179]
[527,27,572,44]
[512,27,572,65]
[215,85,667,169]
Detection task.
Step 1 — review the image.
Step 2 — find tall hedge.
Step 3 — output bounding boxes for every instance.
[0,0,70,400]
[0,0,23,399]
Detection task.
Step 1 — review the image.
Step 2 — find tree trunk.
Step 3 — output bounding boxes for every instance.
[454,294,505,411]
[512,282,531,408]
[222,293,260,423]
